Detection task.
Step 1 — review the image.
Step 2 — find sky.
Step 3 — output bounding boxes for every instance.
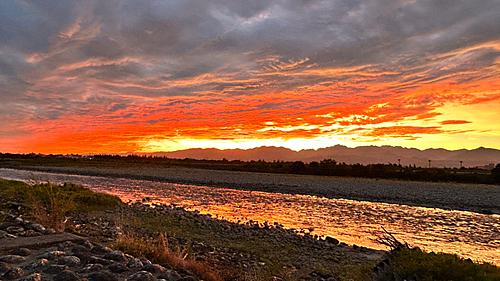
[0,0,499,154]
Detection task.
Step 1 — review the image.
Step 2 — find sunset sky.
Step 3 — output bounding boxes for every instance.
[1,0,499,154]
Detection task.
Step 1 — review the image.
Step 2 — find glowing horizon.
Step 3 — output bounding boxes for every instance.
[1,0,499,154]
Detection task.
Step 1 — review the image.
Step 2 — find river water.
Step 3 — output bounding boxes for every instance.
[1,168,498,265]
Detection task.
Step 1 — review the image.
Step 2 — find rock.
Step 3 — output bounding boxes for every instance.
[125,254,135,260]
[5,225,24,234]
[19,229,42,237]
[54,270,80,281]
[80,264,104,273]
[0,216,24,230]
[58,241,75,251]
[88,256,112,265]
[141,263,166,274]
[72,244,90,253]
[81,240,93,249]
[0,255,27,263]
[43,228,57,235]
[87,270,119,281]
[73,252,92,264]
[127,258,143,268]
[104,250,127,262]
[126,271,154,281]
[3,267,25,279]
[11,248,32,256]
[0,230,16,239]
[58,256,81,267]
[325,236,339,245]
[158,270,182,281]
[25,259,49,270]
[42,250,66,260]
[19,273,43,281]
[180,277,197,281]
[43,264,70,274]
[0,262,11,274]
[27,223,46,232]
[91,245,113,254]
[109,263,129,273]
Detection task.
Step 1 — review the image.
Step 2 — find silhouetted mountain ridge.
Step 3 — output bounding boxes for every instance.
[147,145,499,168]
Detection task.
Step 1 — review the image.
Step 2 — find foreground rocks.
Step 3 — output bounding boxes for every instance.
[0,215,198,281]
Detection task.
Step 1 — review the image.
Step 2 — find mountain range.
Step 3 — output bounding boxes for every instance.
[143,145,500,168]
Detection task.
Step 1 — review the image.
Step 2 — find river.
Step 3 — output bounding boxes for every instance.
[0,168,498,265]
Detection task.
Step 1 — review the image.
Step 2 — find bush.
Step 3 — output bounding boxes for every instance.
[392,248,500,281]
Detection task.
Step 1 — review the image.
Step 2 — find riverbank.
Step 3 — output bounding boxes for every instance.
[2,177,500,280]
[10,165,500,215]
[0,178,385,280]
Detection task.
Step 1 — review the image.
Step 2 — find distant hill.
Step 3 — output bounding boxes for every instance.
[145,145,500,168]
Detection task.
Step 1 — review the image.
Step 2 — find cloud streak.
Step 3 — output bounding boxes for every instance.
[1,0,499,153]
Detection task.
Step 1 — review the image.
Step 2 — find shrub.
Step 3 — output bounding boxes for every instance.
[392,248,500,281]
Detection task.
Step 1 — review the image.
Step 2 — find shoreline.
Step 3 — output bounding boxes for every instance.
[7,165,500,215]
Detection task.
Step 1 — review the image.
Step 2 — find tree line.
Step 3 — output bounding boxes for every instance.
[1,153,499,185]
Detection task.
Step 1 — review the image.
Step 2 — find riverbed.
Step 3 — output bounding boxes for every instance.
[1,168,499,265]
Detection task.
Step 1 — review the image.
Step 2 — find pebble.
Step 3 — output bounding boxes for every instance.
[127,258,143,268]
[5,226,24,234]
[126,270,154,281]
[0,255,27,264]
[87,270,119,281]
[104,250,127,262]
[19,273,42,281]
[54,270,81,281]
[3,267,25,279]
[20,229,42,237]
[109,263,129,273]
[158,270,182,281]
[58,256,81,267]
[80,263,104,273]
[27,223,46,232]
[42,250,66,260]
[11,248,32,256]
[91,245,113,254]
[88,256,112,265]
[26,259,49,270]
[325,236,339,245]
[58,241,75,251]
[42,228,56,235]
[141,263,166,274]
[0,230,12,238]
[0,261,11,274]
[43,264,70,274]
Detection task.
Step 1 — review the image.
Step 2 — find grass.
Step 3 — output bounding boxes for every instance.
[0,178,123,231]
[375,228,500,281]
[392,248,500,281]
[112,233,226,281]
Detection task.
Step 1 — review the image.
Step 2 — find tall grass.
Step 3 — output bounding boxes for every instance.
[113,233,225,281]
[0,178,123,231]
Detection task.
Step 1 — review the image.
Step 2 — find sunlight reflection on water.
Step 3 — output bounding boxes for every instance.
[1,168,498,265]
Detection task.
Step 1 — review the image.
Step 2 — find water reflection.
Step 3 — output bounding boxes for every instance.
[0,168,498,265]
